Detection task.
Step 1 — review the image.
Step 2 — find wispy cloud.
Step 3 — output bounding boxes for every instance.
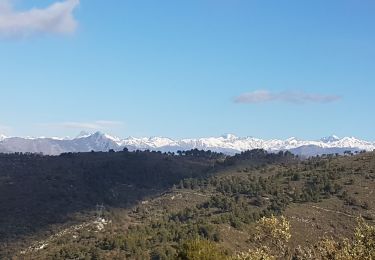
[41,121,125,131]
[234,90,341,104]
[0,0,79,38]
[0,124,11,133]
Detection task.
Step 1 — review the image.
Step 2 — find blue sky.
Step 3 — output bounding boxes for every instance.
[0,0,374,140]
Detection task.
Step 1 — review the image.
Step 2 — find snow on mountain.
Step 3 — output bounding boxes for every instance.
[0,131,374,156]
[321,135,340,143]
[0,134,7,141]
[76,131,92,139]
[103,133,122,144]
[327,136,375,151]
[119,136,179,149]
[115,134,375,155]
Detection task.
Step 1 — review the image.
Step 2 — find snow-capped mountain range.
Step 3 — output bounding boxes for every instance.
[0,132,374,156]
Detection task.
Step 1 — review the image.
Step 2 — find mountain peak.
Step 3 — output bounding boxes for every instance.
[0,132,374,156]
[93,131,105,136]
[76,131,111,140]
[76,131,92,139]
[321,135,340,143]
[221,133,238,140]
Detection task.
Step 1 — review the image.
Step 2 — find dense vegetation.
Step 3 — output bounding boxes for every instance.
[0,150,225,241]
[0,149,374,259]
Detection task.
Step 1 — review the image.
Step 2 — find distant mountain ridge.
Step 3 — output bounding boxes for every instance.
[0,132,374,156]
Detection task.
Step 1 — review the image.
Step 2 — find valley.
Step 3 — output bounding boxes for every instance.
[1,149,374,259]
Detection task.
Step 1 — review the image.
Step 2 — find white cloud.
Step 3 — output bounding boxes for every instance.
[42,121,124,130]
[0,124,12,134]
[0,1,11,13]
[0,0,79,38]
[234,90,341,104]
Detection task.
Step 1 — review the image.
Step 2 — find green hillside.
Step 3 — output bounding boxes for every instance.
[1,150,374,259]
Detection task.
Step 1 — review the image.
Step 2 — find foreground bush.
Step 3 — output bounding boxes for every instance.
[231,216,375,260]
[177,238,227,260]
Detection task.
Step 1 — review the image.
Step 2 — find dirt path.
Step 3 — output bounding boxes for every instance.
[311,205,356,218]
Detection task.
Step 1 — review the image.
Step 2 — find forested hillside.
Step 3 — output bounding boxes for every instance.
[1,150,374,259]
